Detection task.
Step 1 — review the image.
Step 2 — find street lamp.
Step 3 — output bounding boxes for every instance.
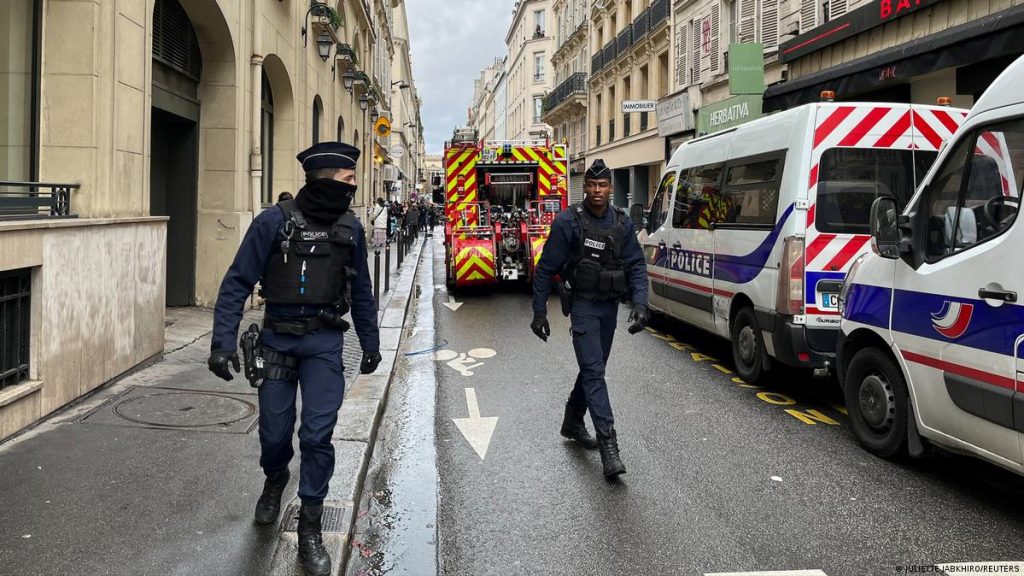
[359,94,369,112]
[391,81,410,89]
[316,31,333,62]
[342,71,355,91]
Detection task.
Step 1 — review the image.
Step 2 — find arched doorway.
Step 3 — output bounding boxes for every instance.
[337,116,345,142]
[312,95,323,144]
[262,55,295,204]
[150,0,200,306]
[261,70,274,205]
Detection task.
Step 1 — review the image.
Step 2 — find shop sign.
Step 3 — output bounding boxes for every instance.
[697,94,763,135]
[728,43,765,95]
[780,0,940,62]
[622,100,657,113]
[656,91,694,137]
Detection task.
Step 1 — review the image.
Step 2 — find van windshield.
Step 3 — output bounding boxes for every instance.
[817,148,937,234]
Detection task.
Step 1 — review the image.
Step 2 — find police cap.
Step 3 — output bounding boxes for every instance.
[296,141,360,172]
[585,159,611,180]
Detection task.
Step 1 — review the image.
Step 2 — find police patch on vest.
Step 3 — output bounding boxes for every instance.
[584,238,606,251]
[301,231,330,241]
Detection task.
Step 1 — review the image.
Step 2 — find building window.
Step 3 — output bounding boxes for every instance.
[534,96,543,124]
[1,0,41,181]
[261,71,274,206]
[312,95,323,144]
[534,52,546,83]
[0,269,32,389]
[534,9,546,36]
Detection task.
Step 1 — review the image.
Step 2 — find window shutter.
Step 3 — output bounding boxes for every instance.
[692,18,702,84]
[761,0,780,48]
[829,0,848,20]
[800,0,817,32]
[738,0,756,43]
[676,23,688,88]
[709,3,721,75]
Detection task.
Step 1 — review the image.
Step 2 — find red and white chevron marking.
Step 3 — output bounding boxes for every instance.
[975,130,1017,196]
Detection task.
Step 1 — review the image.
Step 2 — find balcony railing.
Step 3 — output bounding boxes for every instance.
[633,8,650,39]
[543,72,588,114]
[617,24,633,56]
[0,181,78,219]
[651,0,670,30]
[602,40,617,69]
[591,52,603,77]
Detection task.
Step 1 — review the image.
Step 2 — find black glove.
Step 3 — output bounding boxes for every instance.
[627,304,650,335]
[208,351,240,381]
[360,351,383,374]
[531,312,550,342]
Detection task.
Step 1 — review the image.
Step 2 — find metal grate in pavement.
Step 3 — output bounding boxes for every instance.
[280,503,350,533]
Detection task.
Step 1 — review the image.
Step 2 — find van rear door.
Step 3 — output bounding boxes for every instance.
[893,117,1023,464]
[805,104,963,352]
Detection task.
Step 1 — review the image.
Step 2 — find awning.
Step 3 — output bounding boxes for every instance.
[763,5,1024,112]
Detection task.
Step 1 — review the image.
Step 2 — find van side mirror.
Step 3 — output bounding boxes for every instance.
[869,196,902,259]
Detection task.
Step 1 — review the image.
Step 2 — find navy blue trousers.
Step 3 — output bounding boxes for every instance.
[257,326,346,507]
[567,298,618,433]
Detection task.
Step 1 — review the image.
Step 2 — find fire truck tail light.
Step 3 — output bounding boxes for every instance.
[778,236,805,316]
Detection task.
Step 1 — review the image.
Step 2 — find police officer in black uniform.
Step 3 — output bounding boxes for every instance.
[531,159,649,479]
[207,141,382,576]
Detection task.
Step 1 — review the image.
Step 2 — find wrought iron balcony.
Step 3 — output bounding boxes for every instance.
[602,40,617,69]
[633,8,650,39]
[0,181,78,220]
[543,72,588,114]
[591,52,602,78]
[650,0,670,30]
[617,24,633,56]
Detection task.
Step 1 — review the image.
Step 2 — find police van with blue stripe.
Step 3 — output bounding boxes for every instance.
[838,56,1023,471]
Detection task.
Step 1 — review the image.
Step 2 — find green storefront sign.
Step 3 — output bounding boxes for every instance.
[728,43,765,95]
[697,94,763,135]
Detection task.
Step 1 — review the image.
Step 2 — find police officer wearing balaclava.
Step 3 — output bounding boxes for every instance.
[531,159,649,480]
[208,141,382,576]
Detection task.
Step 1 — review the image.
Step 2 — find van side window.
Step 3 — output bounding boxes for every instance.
[673,163,724,229]
[817,148,934,235]
[647,170,676,231]
[922,120,1023,260]
[719,153,785,226]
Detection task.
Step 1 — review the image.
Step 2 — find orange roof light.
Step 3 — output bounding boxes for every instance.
[937,96,953,107]
[821,90,836,102]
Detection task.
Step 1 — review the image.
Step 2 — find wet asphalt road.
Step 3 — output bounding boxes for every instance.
[421,236,1024,576]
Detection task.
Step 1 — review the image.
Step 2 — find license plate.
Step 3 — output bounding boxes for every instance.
[820,292,840,309]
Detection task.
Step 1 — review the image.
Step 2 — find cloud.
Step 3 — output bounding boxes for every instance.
[407,0,513,155]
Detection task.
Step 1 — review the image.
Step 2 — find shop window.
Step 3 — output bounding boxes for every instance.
[0,269,31,390]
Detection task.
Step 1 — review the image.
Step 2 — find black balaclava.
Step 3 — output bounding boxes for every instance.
[295,178,357,223]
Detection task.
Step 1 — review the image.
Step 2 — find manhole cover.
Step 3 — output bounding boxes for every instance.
[113,391,256,428]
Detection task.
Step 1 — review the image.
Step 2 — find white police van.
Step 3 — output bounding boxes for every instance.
[645,98,966,383]
[838,56,1024,470]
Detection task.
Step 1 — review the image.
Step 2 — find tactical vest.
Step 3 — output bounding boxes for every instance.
[261,199,357,307]
[567,204,629,301]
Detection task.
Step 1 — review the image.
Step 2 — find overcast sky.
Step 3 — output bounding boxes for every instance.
[407,0,513,155]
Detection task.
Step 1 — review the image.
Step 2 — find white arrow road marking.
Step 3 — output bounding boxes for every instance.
[442,295,463,311]
[452,388,498,460]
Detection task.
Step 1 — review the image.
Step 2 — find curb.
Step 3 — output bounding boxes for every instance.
[267,235,429,576]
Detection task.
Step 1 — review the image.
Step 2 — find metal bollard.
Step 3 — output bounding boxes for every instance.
[373,248,381,310]
[398,229,404,266]
[384,241,391,292]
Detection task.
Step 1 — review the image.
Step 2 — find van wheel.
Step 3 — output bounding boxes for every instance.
[845,347,908,458]
[731,307,766,383]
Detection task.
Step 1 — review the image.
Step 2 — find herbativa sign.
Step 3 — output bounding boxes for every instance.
[697,94,763,135]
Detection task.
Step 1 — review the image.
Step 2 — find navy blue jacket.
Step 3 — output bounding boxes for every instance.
[211,206,380,355]
[533,204,649,315]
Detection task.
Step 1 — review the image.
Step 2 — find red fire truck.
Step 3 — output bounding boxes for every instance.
[443,129,569,289]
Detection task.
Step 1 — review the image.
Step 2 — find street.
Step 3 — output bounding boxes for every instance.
[364,236,1024,576]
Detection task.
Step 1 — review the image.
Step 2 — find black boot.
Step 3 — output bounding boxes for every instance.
[560,404,598,449]
[596,428,626,479]
[254,469,290,525]
[297,505,331,576]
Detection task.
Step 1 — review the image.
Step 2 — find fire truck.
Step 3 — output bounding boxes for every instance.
[443,128,569,289]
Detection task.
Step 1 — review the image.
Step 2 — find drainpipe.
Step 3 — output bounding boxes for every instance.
[250,1,265,215]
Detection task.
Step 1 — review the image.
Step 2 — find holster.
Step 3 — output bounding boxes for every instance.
[240,323,265,388]
[559,280,573,317]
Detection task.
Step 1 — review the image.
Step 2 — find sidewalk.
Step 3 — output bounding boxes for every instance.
[0,231,430,576]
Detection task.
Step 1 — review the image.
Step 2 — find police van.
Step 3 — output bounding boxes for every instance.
[645,98,966,383]
[838,56,1024,470]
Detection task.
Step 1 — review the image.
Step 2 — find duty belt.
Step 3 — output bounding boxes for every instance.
[263,316,327,336]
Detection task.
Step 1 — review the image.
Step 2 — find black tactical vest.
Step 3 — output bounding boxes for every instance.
[567,204,629,301]
[261,200,357,307]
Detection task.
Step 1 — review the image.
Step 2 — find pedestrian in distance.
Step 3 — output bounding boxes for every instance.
[406,203,420,238]
[371,197,389,247]
[419,202,429,236]
[207,141,383,576]
[530,159,650,480]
